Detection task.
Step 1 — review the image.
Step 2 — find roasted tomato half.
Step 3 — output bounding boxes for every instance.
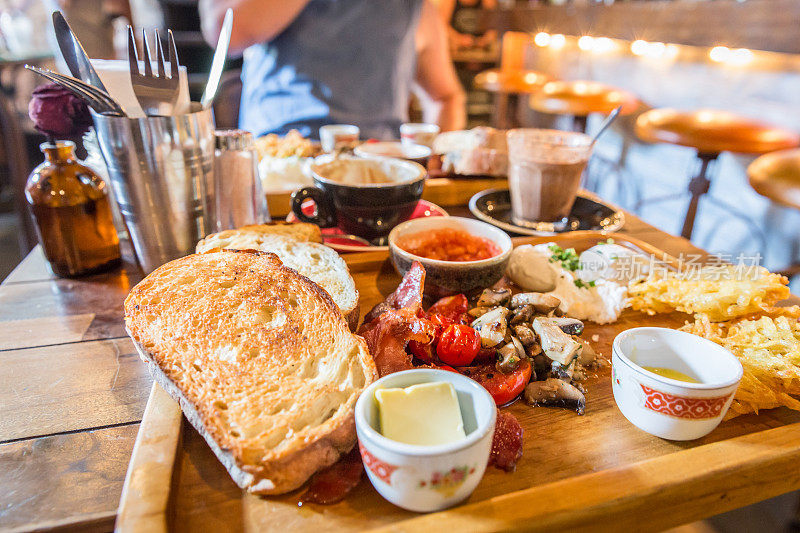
[427,294,469,323]
[427,312,454,333]
[458,360,532,406]
[436,324,481,366]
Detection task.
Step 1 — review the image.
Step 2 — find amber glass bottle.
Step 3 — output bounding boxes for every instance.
[25,141,121,277]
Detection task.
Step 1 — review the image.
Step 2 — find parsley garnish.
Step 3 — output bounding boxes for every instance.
[573,279,596,289]
[548,244,580,271]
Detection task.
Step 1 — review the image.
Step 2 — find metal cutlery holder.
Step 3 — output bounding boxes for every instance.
[91,105,215,273]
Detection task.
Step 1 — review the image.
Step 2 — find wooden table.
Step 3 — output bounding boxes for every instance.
[0,209,796,532]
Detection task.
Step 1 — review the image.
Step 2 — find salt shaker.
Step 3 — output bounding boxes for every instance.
[212,130,270,232]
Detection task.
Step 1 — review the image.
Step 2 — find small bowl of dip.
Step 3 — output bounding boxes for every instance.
[355,368,496,512]
[388,216,513,297]
[612,327,743,440]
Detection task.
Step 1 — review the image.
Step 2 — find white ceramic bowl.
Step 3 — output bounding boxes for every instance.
[319,124,359,152]
[612,327,743,440]
[388,216,513,297]
[355,141,432,164]
[355,369,497,513]
[400,122,440,149]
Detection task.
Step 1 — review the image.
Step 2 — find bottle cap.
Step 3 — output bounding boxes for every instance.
[215,130,254,151]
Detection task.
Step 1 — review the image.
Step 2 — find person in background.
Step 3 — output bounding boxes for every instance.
[48,0,131,59]
[199,0,466,139]
[436,0,497,53]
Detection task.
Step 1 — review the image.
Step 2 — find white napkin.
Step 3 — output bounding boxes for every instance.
[91,58,192,118]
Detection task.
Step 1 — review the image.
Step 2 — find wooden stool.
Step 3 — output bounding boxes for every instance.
[748,149,800,277]
[635,108,800,241]
[474,68,551,129]
[529,80,639,133]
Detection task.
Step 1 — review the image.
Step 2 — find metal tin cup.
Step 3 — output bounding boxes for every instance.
[91,104,215,273]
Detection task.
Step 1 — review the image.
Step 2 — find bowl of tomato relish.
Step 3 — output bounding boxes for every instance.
[389,217,513,297]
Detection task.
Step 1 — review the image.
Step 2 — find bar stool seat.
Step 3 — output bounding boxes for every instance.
[530,80,639,130]
[474,68,551,94]
[748,149,800,277]
[748,148,800,210]
[474,69,552,129]
[635,108,800,241]
[636,109,800,156]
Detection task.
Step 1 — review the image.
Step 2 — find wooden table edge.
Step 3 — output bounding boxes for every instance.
[371,422,800,533]
[5,511,118,533]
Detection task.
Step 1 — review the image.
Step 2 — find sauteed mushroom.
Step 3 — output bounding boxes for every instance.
[549,360,573,381]
[470,306,507,329]
[513,324,536,346]
[577,338,597,365]
[468,306,495,318]
[511,292,561,314]
[481,321,507,348]
[523,378,586,415]
[526,342,542,358]
[532,317,582,366]
[549,317,584,336]
[510,304,534,325]
[496,339,524,372]
[472,307,508,348]
[532,352,549,376]
[476,288,512,308]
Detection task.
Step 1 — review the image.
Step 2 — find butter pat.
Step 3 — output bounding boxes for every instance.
[375,382,466,446]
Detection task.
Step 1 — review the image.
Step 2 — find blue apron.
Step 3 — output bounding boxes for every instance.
[239,0,423,140]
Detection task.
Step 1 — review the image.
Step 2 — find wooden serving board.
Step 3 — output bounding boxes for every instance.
[115,232,800,533]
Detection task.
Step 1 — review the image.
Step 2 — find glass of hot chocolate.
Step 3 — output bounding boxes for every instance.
[506,129,593,227]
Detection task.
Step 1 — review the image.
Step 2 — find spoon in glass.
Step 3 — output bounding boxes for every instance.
[590,105,623,147]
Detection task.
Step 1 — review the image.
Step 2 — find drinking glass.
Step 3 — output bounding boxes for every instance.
[506,128,593,226]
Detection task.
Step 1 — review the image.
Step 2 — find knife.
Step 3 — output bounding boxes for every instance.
[52,11,109,92]
[200,8,233,109]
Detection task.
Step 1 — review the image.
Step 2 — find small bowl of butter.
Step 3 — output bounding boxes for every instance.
[612,327,743,440]
[354,368,496,512]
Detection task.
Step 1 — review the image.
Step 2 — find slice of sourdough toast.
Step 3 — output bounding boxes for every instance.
[196,227,359,329]
[124,249,377,494]
[199,221,323,245]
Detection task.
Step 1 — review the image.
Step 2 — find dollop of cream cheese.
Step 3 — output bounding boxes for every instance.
[506,244,558,292]
[506,243,629,324]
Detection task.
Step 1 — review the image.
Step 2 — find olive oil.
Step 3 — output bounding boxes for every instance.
[642,366,700,383]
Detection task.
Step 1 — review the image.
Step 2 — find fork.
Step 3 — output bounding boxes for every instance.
[25,64,126,116]
[127,27,181,116]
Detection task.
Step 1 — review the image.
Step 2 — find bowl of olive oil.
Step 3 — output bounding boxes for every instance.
[611,327,742,440]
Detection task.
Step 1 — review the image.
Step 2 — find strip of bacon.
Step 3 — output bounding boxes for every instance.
[489,410,524,472]
[360,262,525,471]
[359,308,435,376]
[299,448,364,505]
[362,261,426,323]
[358,262,431,376]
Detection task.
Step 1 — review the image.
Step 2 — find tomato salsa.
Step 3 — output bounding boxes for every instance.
[397,228,501,262]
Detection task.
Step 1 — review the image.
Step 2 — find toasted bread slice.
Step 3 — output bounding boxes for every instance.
[124,249,377,494]
[196,230,359,329]
[199,222,323,247]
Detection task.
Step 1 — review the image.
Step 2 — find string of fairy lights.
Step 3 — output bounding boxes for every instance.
[528,31,797,70]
